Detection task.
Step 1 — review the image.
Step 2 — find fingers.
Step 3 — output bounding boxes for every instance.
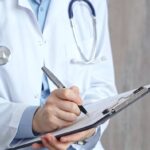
[47,115,74,129]
[52,86,82,105]
[33,85,83,134]
[70,86,80,95]
[53,99,81,116]
[41,134,72,150]
[46,86,81,116]
[35,129,96,150]
[32,143,43,149]
[60,128,96,143]
[55,108,79,122]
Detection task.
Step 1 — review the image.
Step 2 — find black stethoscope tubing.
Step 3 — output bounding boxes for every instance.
[68,0,96,19]
[68,0,98,64]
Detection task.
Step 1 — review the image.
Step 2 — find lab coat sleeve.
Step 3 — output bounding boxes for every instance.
[14,106,38,139]
[81,0,117,101]
[71,1,117,149]
[81,0,117,140]
[0,99,29,149]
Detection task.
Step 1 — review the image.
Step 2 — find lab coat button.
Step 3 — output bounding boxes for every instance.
[34,94,39,99]
[37,41,44,46]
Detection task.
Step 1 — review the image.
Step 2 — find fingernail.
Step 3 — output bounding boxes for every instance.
[42,136,49,143]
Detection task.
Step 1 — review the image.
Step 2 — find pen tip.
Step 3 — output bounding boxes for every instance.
[78,105,88,115]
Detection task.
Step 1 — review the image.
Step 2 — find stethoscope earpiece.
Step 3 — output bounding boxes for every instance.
[0,46,11,65]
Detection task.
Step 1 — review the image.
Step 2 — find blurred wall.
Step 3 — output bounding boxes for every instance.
[101,0,150,150]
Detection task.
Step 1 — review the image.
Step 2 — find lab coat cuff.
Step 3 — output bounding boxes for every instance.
[72,127,101,149]
[14,106,39,139]
[85,126,101,143]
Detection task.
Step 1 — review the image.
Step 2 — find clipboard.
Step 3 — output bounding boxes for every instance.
[7,85,150,150]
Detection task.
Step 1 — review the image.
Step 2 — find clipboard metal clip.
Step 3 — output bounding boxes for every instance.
[102,86,150,115]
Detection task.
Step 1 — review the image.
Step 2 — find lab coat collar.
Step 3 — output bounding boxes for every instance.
[34,0,41,4]
[17,0,43,37]
[18,0,33,13]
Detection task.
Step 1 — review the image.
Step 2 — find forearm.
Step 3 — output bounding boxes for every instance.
[14,106,39,139]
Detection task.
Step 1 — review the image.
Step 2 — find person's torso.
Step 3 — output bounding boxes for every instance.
[0,0,105,106]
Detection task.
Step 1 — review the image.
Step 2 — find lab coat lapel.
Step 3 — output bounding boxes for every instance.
[18,0,33,12]
[18,0,43,37]
[44,0,67,33]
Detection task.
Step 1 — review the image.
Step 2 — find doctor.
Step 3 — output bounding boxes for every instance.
[0,0,117,150]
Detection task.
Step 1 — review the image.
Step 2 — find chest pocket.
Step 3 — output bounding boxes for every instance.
[66,37,95,63]
[65,1,98,64]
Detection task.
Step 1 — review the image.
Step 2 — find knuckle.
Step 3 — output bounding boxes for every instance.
[71,103,80,115]
[69,113,77,121]
[63,89,70,98]
[47,115,53,124]
[76,109,81,116]
[51,89,61,98]
[71,86,80,94]
[71,103,77,112]
[48,117,59,131]
[50,89,57,96]
[45,97,53,105]
[74,86,79,92]
[45,106,53,115]
[57,122,63,129]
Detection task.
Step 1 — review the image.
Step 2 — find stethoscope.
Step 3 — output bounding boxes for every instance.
[0,46,11,66]
[68,0,98,64]
[0,0,97,66]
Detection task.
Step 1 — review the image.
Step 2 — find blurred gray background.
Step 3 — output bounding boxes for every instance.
[101,0,150,150]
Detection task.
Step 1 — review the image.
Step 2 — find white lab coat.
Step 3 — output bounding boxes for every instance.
[0,0,117,149]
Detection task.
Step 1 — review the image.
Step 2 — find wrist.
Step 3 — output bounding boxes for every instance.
[75,128,96,146]
[32,107,42,134]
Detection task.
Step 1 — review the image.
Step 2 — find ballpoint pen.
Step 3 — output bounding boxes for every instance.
[41,66,88,115]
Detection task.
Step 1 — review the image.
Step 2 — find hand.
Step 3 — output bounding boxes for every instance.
[32,86,82,133]
[32,128,96,150]
[32,134,73,150]
[60,128,96,143]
